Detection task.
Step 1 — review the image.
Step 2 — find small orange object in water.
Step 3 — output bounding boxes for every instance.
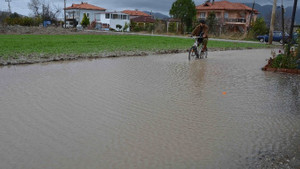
[222,92,227,95]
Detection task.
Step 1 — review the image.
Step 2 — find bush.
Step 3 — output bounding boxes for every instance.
[145,23,154,32]
[123,22,129,32]
[81,13,90,28]
[4,16,42,26]
[271,54,298,69]
[87,21,96,30]
[249,17,268,37]
[168,22,177,33]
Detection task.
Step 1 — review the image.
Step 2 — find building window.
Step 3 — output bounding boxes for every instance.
[200,12,206,19]
[83,13,90,18]
[105,13,110,19]
[122,15,127,20]
[224,12,229,18]
[112,14,119,19]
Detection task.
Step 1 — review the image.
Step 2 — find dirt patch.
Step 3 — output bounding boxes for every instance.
[0,25,78,34]
[0,47,267,66]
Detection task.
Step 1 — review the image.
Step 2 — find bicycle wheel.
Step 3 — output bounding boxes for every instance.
[199,51,208,59]
[199,45,208,59]
[188,46,198,60]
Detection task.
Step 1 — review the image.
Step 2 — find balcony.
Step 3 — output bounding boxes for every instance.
[224,18,246,23]
[66,16,77,19]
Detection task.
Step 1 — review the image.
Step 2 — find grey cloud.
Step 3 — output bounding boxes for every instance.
[1,0,298,16]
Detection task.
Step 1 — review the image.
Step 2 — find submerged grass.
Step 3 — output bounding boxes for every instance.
[0,34,268,59]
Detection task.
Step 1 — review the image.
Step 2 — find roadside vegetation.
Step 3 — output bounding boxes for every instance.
[267,29,300,70]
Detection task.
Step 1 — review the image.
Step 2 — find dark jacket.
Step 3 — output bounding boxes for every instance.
[191,24,209,38]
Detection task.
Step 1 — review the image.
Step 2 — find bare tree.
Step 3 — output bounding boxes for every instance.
[28,0,61,23]
[28,0,41,17]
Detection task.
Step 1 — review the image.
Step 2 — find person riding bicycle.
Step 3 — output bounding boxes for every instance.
[191,19,208,53]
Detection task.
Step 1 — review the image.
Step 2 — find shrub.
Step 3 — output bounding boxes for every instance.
[88,21,96,29]
[4,16,42,26]
[271,54,298,69]
[81,13,90,28]
[249,17,268,37]
[123,22,129,32]
[145,23,154,32]
[168,22,177,33]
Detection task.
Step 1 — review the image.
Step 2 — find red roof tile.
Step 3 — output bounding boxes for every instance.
[65,2,106,11]
[196,1,258,13]
[122,10,150,17]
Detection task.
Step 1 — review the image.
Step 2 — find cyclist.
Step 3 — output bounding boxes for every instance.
[191,19,209,54]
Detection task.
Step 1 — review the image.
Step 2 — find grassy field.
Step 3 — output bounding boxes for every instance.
[0,34,268,58]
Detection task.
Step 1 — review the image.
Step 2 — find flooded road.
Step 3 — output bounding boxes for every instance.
[0,49,300,169]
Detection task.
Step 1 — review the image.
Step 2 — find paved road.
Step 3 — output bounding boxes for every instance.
[84,29,282,45]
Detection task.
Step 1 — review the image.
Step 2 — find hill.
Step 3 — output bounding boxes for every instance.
[244,3,300,25]
[143,11,170,20]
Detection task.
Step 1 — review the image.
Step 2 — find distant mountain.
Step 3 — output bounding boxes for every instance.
[285,6,300,24]
[143,11,170,20]
[244,3,300,25]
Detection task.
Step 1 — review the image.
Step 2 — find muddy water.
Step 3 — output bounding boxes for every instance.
[0,49,300,169]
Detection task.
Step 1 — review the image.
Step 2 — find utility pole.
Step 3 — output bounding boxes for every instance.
[287,0,298,56]
[64,0,66,28]
[281,0,285,45]
[268,0,277,45]
[248,0,255,32]
[5,0,12,13]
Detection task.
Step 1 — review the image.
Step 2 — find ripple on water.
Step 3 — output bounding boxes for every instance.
[0,49,299,169]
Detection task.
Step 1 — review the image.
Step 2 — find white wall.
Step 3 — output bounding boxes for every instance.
[66,9,105,24]
[96,13,130,31]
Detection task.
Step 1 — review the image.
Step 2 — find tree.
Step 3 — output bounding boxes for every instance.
[81,13,90,28]
[206,12,217,34]
[28,0,61,23]
[28,0,41,17]
[169,0,196,33]
[250,17,268,36]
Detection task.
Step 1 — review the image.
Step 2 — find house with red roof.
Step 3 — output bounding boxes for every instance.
[122,10,155,31]
[65,2,106,27]
[196,0,259,33]
[122,10,151,19]
[65,2,130,31]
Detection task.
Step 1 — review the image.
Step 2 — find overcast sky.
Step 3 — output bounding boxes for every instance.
[0,0,298,17]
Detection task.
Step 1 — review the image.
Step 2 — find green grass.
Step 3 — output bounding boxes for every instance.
[0,34,268,58]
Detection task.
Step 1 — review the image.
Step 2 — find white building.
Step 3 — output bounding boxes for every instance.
[95,12,130,31]
[65,2,130,31]
[65,2,106,27]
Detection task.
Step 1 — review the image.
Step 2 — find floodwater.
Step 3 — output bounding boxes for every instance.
[0,49,300,169]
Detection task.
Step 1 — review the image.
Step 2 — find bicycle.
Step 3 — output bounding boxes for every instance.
[188,35,208,60]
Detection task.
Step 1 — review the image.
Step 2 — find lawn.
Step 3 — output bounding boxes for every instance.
[0,34,268,58]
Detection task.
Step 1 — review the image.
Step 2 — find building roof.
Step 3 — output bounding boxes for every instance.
[196,1,258,13]
[122,10,150,17]
[65,2,106,11]
[131,16,155,23]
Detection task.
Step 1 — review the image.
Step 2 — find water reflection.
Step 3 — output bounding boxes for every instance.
[0,49,299,169]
